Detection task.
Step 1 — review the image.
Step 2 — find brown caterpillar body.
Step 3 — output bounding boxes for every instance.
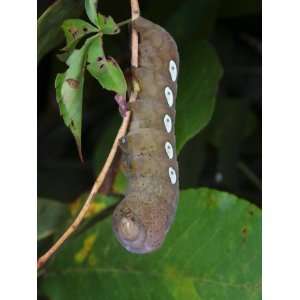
[112,17,179,253]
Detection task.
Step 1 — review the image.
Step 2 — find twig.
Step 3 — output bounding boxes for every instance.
[37,0,140,270]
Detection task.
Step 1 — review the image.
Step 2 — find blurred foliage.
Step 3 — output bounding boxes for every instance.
[40,189,261,300]
[37,0,261,299]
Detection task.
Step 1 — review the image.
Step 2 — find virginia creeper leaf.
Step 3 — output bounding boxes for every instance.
[97,14,120,35]
[87,57,127,95]
[85,0,99,26]
[87,37,105,64]
[55,36,96,160]
[61,19,98,50]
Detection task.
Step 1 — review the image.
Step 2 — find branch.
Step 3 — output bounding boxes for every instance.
[37,0,140,270]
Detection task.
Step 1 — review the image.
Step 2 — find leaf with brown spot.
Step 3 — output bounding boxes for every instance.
[57,18,99,62]
[87,56,127,95]
[87,36,105,64]
[55,36,97,161]
[61,19,98,51]
[66,78,80,89]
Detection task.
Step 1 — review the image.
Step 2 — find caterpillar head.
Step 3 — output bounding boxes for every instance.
[112,200,147,253]
[112,195,168,254]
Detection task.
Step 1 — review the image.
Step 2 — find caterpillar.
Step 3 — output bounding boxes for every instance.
[112,17,179,254]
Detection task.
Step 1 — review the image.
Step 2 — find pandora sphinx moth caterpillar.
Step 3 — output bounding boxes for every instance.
[112,17,179,253]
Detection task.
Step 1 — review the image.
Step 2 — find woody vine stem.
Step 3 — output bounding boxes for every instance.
[37,0,140,270]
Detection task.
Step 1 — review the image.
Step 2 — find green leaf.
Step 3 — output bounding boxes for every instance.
[87,57,127,95]
[87,36,105,64]
[85,0,99,26]
[86,35,126,96]
[61,19,98,50]
[176,41,223,154]
[37,198,68,240]
[57,19,98,62]
[40,188,261,300]
[55,37,96,160]
[97,14,120,35]
[37,0,85,63]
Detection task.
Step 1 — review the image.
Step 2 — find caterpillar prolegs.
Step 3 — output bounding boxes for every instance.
[112,17,179,253]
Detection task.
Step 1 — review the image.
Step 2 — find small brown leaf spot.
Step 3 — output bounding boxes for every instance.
[67,78,80,89]
[70,120,75,128]
[241,226,249,240]
[68,27,79,38]
[107,56,117,65]
[83,27,88,32]
[97,56,102,62]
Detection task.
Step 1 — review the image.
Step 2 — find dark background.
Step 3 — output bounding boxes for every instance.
[38,0,261,209]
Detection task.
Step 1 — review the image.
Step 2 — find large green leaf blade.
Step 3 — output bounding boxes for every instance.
[40,188,261,300]
[37,0,85,63]
[176,41,223,153]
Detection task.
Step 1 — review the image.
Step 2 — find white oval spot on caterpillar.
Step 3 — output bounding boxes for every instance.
[165,141,174,159]
[165,86,174,107]
[169,60,177,82]
[164,114,172,133]
[168,167,177,184]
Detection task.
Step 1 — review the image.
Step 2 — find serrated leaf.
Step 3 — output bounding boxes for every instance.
[85,0,99,26]
[37,198,68,240]
[176,41,223,154]
[40,188,261,300]
[61,19,98,50]
[87,57,127,95]
[97,14,120,35]
[37,0,84,63]
[55,37,96,160]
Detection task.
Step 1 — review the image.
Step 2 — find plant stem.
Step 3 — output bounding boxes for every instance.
[37,0,140,270]
[117,18,132,28]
